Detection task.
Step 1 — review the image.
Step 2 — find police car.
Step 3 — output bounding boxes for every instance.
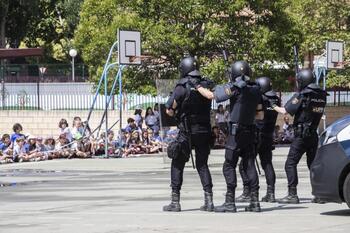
[311,115,350,208]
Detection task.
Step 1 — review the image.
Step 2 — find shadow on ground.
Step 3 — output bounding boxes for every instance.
[321,209,350,216]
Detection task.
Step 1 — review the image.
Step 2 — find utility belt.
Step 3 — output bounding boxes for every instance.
[229,123,256,136]
[293,123,317,138]
[177,115,209,131]
[188,115,210,125]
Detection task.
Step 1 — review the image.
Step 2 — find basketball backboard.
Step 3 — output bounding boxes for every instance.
[118,30,141,65]
[326,41,345,69]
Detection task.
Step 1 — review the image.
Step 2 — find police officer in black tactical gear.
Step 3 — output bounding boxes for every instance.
[163,56,214,212]
[197,61,264,212]
[236,77,281,203]
[272,69,327,204]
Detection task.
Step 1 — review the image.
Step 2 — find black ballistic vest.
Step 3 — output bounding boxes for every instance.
[229,82,261,125]
[176,77,211,128]
[257,91,280,134]
[293,85,327,129]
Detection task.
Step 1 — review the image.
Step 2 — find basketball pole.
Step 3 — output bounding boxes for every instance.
[314,52,327,131]
[119,65,123,141]
[83,41,119,138]
[104,62,125,158]
[96,65,123,137]
[91,30,142,157]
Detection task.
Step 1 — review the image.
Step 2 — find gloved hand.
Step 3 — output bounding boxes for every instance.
[233,76,247,88]
[189,77,201,88]
[200,77,215,89]
[267,96,279,108]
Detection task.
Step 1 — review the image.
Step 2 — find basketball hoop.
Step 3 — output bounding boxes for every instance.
[128,55,153,63]
[333,61,350,69]
[118,30,141,65]
[326,41,345,70]
[333,62,344,69]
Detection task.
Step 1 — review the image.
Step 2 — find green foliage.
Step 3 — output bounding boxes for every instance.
[75,0,302,93]
[327,68,350,89]
[3,0,349,92]
[287,0,350,90]
[288,0,350,56]
[1,0,83,62]
[255,67,295,91]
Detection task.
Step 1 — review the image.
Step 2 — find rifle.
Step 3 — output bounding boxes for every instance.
[222,49,231,81]
[293,45,300,88]
[184,117,195,169]
[255,156,261,175]
[255,129,262,175]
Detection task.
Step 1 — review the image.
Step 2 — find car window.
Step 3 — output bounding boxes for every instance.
[338,124,350,157]
[319,115,350,146]
[326,115,350,137]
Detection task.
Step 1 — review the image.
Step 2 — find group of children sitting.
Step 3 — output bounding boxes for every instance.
[3,103,276,164]
[0,116,167,164]
[121,117,164,156]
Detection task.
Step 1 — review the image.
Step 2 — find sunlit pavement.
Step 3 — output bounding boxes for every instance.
[1,147,349,233]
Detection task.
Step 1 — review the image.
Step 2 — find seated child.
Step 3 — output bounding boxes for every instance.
[55,133,73,159]
[59,119,73,142]
[44,136,56,160]
[13,137,32,162]
[0,134,13,163]
[10,123,25,143]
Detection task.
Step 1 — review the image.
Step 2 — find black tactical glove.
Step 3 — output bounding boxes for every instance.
[189,77,201,88]
[201,77,215,90]
[233,76,247,88]
[267,96,279,108]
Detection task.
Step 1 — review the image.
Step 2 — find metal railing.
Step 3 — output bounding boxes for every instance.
[0,73,349,110]
[1,90,349,111]
[0,64,88,83]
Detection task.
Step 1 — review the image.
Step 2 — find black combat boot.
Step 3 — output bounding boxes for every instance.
[245,191,261,212]
[200,192,214,212]
[261,185,276,203]
[214,192,237,213]
[235,186,251,202]
[163,192,181,212]
[311,196,326,204]
[278,187,300,204]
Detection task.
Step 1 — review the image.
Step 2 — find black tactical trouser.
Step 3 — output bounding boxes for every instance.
[285,132,318,188]
[239,134,276,187]
[223,126,259,193]
[171,131,213,193]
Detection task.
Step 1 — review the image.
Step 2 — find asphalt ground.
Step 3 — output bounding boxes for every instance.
[0,147,349,233]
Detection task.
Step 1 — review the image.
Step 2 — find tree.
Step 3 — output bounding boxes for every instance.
[0,0,9,48]
[75,0,302,93]
[327,69,350,89]
[0,0,83,62]
[287,0,350,64]
[287,0,350,90]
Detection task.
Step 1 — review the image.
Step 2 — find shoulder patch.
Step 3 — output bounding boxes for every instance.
[292,98,299,105]
[224,87,232,96]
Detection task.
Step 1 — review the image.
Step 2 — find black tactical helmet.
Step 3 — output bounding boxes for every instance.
[179,56,200,77]
[297,69,315,90]
[256,77,272,94]
[230,61,252,81]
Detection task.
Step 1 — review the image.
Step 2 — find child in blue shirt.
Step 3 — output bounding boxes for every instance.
[0,134,11,151]
[0,134,13,163]
[10,123,24,143]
